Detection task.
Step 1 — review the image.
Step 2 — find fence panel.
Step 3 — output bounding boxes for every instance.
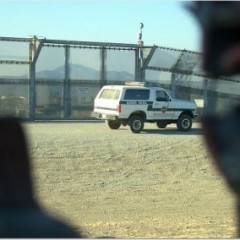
[1,36,240,120]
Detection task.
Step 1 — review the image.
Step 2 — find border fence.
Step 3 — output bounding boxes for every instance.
[1,36,240,120]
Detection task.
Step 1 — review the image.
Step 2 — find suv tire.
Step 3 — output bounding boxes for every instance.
[106,120,121,129]
[177,114,192,131]
[128,115,144,133]
[156,121,167,128]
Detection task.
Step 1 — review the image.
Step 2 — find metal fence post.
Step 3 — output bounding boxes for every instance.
[135,49,140,82]
[171,73,176,98]
[64,45,70,118]
[29,36,37,121]
[100,47,106,87]
[203,78,209,115]
[29,64,35,121]
[29,36,44,121]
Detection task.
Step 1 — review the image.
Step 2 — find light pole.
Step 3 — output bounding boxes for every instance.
[137,22,144,47]
[137,23,144,82]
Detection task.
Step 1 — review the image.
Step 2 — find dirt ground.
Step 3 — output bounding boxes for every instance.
[23,121,237,238]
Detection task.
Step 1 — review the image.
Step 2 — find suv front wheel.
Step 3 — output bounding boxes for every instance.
[177,114,192,131]
[128,115,144,133]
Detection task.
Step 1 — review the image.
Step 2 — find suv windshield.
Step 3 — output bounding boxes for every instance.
[124,89,150,100]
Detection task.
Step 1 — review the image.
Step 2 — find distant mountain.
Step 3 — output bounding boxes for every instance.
[36,64,134,81]
[107,70,134,81]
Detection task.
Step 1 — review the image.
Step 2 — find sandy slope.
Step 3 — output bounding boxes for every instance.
[24,121,237,238]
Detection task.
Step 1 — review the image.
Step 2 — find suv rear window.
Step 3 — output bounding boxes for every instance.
[99,89,120,100]
[124,89,150,100]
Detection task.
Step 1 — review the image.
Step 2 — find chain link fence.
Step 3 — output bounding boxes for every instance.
[0,36,240,120]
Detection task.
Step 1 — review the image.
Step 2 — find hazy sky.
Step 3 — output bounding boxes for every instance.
[0,1,202,52]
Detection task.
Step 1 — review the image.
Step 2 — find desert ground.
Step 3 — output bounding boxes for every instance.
[23,121,237,238]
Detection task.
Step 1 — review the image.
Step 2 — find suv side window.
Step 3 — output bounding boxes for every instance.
[99,89,120,100]
[124,89,150,100]
[156,90,169,101]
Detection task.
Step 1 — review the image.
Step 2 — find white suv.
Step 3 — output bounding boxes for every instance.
[91,82,198,133]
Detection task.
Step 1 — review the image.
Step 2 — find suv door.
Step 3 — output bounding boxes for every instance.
[152,89,173,120]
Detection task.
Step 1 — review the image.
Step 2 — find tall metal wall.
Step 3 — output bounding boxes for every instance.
[1,36,240,120]
[143,46,240,116]
[0,36,139,120]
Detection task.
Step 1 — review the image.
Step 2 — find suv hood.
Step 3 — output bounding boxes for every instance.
[173,99,197,109]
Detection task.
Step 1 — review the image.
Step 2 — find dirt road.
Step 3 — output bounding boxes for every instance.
[24,121,237,238]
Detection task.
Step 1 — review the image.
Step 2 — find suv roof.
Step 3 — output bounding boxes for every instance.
[102,84,165,91]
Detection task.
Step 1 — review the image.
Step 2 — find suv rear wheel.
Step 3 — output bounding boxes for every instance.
[128,115,144,133]
[177,114,192,131]
[106,120,121,129]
